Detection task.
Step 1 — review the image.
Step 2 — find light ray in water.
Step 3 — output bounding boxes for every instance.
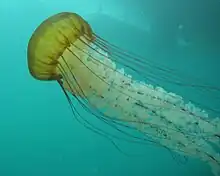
[27,12,220,176]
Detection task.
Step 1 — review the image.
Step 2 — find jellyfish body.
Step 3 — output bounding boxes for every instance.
[27,12,220,176]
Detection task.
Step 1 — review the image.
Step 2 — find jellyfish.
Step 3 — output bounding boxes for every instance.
[27,12,220,176]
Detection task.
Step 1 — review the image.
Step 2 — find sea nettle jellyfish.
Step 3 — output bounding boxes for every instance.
[27,12,220,175]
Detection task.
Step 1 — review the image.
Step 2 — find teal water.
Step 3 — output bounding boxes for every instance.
[0,0,219,175]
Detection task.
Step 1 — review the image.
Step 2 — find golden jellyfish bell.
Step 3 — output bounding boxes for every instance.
[27,12,94,81]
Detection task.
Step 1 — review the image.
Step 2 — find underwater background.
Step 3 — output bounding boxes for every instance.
[0,0,220,175]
